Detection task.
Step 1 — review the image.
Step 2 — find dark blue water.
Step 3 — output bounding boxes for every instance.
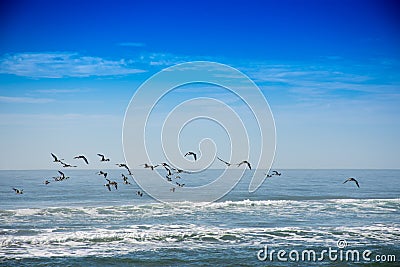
[0,169,399,266]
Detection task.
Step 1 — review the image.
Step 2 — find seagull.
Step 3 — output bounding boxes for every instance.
[51,153,63,163]
[217,157,232,166]
[271,170,281,176]
[122,174,131,184]
[343,177,360,188]
[163,166,173,176]
[97,153,110,162]
[140,163,159,170]
[97,171,108,178]
[137,190,143,197]
[264,173,273,178]
[174,168,189,174]
[104,183,111,191]
[13,188,23,194]
[105,179,118,190]
[116,163,132,175]
[55,170,69,181]
[184,151,197,161]
[74,155,89,164]
[161,162,171,168]
[170,187,176,192]
[237,160,252,170]
[176,182,185,187]
[60,161,77,168]
[44,180,50,185]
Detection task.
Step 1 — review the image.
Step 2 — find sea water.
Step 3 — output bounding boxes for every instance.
[0,169,399,266]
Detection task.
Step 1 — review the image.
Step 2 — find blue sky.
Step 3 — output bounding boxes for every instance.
[0,0,399,169]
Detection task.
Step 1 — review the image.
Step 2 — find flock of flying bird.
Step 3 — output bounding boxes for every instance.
[11,151,361,195]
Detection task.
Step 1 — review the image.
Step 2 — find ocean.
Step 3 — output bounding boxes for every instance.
[0,169,399,266]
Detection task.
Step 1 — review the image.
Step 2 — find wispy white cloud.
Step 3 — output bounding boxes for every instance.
[35,88,91,94]
[145,52,189,66]
[118,42,146,47]
[0,95,54,104]
[0,52,146,78]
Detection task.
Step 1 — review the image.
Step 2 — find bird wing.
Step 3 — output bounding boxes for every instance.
[237,161,245,167]
[83,156,89,164]
[184,152,189,157]
[106,179,111,183]
[355,180,360,188]
[246,162,252,169]
[58,170,64,176]
[105,184,111,191]
[51,153,57,161]
[217,157,230,165]
[193,153,197,161]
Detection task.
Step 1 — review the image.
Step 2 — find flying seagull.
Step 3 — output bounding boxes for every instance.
[60,161,77,168]
[237,160,252,170]
[104,183,111,191]
[162,165,173,176]
[161,162,171,168]
[13,188,23,194]
[74,155,89,164]
[122,174,131,184]
[343,177,360,188]
[137,190,143,197]
[53,170,69,181]
[184,151,197,161]
[271,170,281,176]
[97,153,110,162]
[140,163,159,170]
[105,179,118,190]
[264,173,273,178]
[116,163,132,175]
[51,153,63,163]
[217,157,232,166]
[174,168,189,174]
[97,171,108,178]
[176,182,185,187]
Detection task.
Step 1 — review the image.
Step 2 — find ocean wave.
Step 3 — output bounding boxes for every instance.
[0,198,400,220]
[1,223,399,259]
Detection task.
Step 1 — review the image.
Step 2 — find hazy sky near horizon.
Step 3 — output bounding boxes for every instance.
[0,0,399,170]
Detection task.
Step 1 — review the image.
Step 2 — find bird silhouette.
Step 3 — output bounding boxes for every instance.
[343,177,360,188]
[13,188,23,194]
[105,179,118,190]
[140,163,159,170]
[184,151,197,161]
[97,153,110,162]
[271,170,281,176]
[51,153,63,163]
[97,171,108,178]
[217,157,232,166]
[60,161,77,168]
[74,155,89,164]
[237,160,252,170]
